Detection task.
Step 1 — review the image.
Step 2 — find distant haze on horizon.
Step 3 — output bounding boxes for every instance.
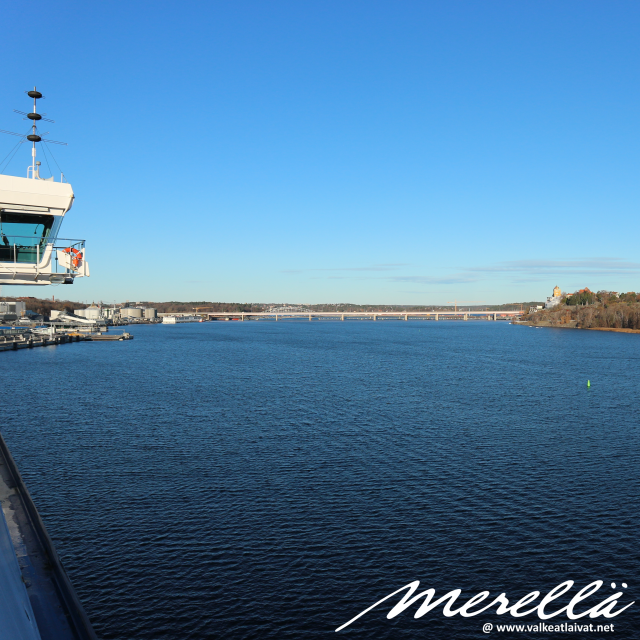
[2,1,639,304]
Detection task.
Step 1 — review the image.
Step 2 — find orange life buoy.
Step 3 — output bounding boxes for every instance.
[63,247,82,269]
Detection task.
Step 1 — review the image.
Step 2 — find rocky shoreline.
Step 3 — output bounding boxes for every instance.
[515,321,640,334]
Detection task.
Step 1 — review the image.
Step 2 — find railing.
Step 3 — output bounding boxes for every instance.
[0,327,32,336]
[0,235,85,269]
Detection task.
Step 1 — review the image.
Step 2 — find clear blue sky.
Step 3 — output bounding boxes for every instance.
[2,1,639,304]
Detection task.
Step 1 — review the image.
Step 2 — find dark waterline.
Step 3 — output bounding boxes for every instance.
[2,322,639,639]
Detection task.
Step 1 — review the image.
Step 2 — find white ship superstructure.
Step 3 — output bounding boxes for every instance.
[0,88,89,286]
[162,315,202,324]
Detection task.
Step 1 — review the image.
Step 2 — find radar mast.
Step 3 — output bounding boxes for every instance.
[26,88,44,178]
[0,86,67,180]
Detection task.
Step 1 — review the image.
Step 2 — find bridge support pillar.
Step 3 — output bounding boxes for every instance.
[464,313,468,321]
[241,314,244,322]
[341,314,344,321]
[309,314,312,321]
[493,313,497,321]
[435,313,439,321]
[373,315,377,321]
[405,314,408,321]
[275,314,278,322]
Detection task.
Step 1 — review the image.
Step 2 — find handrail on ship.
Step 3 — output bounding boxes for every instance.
[0,236,87,282]
[0,236,85,254]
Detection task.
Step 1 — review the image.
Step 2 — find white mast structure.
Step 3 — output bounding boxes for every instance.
[0,87,89,285]
[27,88,43,179]
[18,87,62,180]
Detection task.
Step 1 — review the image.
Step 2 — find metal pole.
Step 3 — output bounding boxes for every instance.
[31,88,37,178]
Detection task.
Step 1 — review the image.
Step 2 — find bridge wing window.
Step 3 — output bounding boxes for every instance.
[0,213,55,243]
[0,213,55,263]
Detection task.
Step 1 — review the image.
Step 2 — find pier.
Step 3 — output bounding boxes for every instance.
[0,329,133,351]
[0,331,87,351]
[202,311,522,322]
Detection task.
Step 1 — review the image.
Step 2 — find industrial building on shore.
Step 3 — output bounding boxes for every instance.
[74,304,158,322]
[1,301,159,327]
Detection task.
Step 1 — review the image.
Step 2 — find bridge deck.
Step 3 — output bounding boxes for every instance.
[201,311,521,320]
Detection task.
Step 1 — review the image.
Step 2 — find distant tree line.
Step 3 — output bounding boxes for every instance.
[0,296,86,317]
[0,297,264,317]
[1,295,550,318]
[145,301,263,313]
[564,290,640,306]
[307,302,539,312]
[565,290,596,306]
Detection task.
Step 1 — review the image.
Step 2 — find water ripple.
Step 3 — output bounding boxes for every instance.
[2,322,639,639]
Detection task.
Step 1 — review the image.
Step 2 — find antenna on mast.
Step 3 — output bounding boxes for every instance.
[0,87,67,178]
[27,88,43,178]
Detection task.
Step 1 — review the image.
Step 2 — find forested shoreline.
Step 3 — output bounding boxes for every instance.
[525,293,640,331]
[1,296,538,316]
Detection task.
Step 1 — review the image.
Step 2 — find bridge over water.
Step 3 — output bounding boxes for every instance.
[202,311,522,322]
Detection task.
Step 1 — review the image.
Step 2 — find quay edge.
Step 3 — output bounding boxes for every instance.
[0,433,97,640]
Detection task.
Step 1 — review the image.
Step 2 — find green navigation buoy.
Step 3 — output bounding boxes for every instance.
[587,380,591,388]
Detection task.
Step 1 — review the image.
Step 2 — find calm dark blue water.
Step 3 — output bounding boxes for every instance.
[2,321,639,639]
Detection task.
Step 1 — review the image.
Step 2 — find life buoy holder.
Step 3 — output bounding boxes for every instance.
[63,247,83,269]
